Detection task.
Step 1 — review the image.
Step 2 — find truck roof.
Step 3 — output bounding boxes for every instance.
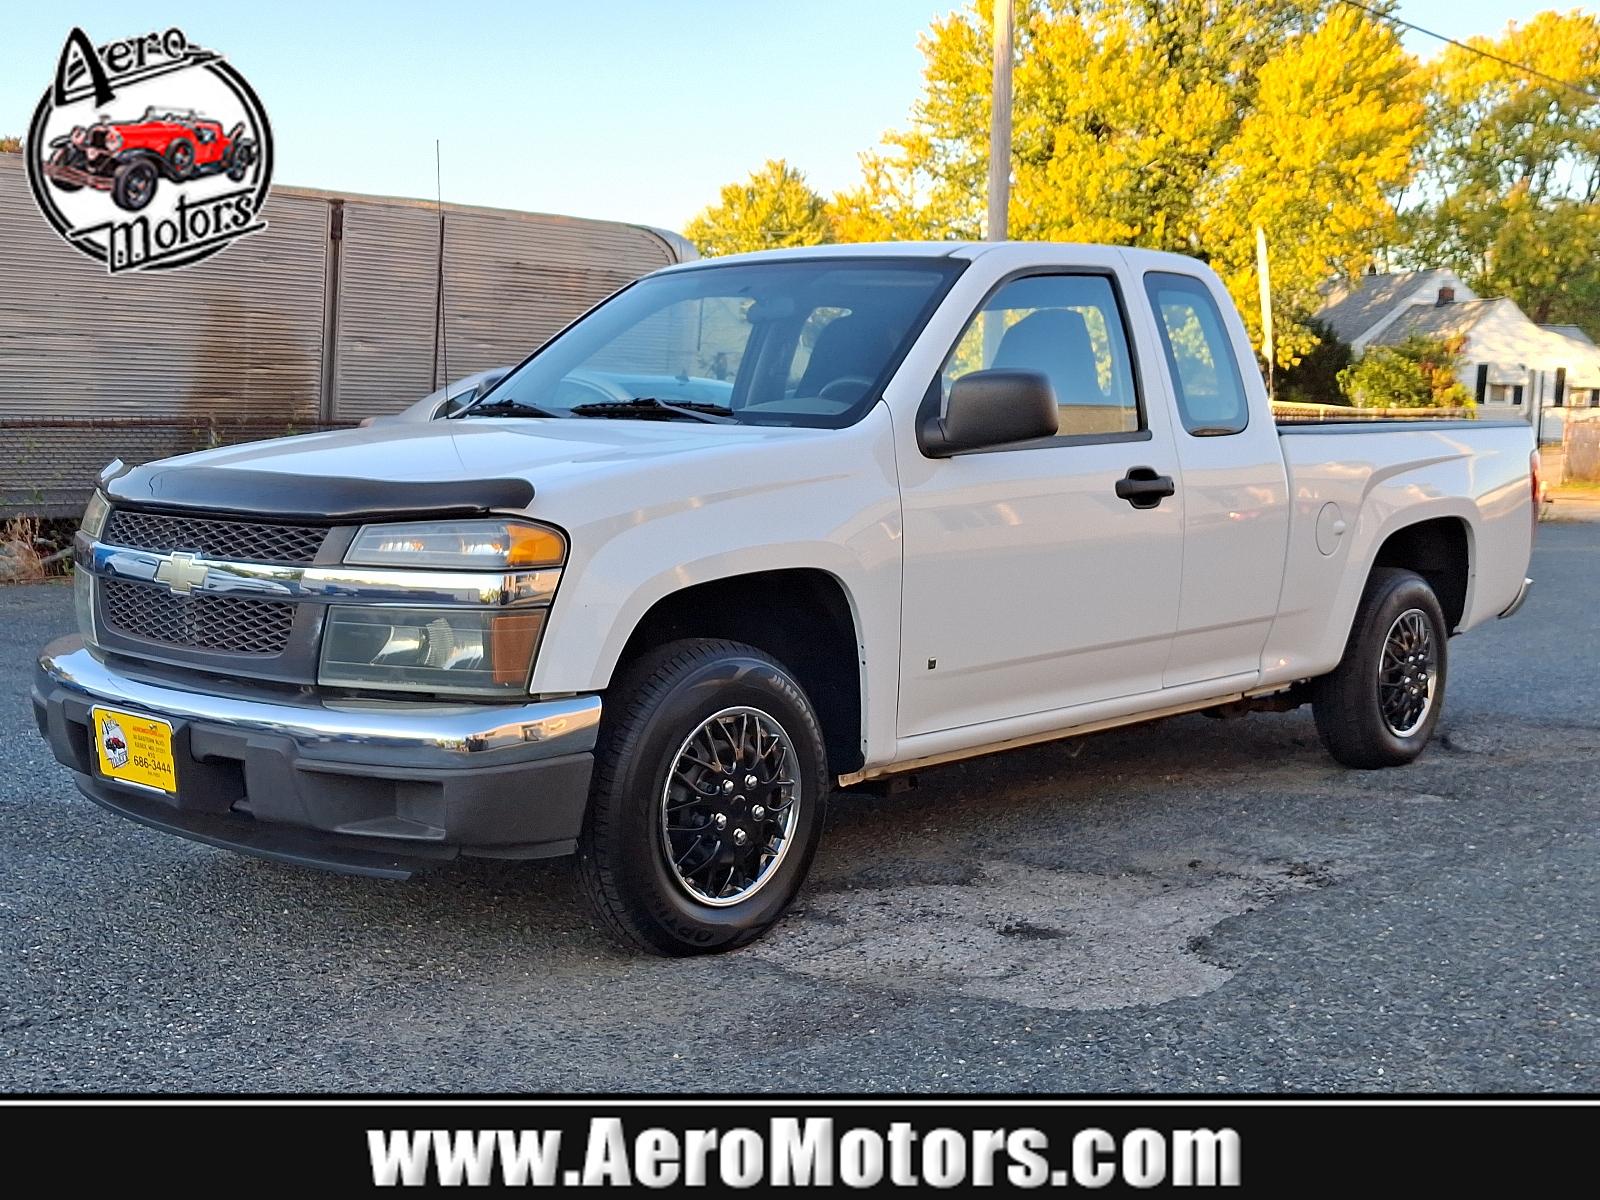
[655,240,1211,275]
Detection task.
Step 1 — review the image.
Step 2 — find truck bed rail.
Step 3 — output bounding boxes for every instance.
[1272,400,1479,423]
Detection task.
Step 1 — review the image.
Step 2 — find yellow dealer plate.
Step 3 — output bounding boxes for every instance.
[90,706,177,795]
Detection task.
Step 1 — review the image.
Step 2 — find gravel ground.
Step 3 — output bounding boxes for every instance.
[1,524,1595,1093]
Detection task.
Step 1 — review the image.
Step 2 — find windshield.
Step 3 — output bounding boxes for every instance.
[459,257,964,428]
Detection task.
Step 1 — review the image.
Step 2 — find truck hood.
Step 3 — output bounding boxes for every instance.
[105,417,837,520]
[161,418,818,481]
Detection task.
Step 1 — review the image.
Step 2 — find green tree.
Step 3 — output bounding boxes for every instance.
[827,1,1423,367]
[1278,319,1353,405]
[1337,334,1473,409]
[683,159,832,257]
[1400,11,1600,335]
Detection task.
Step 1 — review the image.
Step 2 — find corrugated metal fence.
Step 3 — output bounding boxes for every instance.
[0,154,686,514]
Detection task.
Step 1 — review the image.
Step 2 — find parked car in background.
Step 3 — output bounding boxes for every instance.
[44,106,257,211]
[362,367,513,427]
[35,242,1538,956]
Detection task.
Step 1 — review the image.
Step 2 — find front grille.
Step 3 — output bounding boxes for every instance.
[102,510,328,565]
[101,579,295,656]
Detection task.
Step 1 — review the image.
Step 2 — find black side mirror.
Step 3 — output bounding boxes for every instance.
[919,369,1059,457]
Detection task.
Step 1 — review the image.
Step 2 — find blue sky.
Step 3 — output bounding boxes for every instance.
[0,1,1569,233]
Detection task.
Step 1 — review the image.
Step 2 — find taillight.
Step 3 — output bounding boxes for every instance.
[1530,448,1542,539]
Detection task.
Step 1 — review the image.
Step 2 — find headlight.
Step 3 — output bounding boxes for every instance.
[317,606,545,696]
[344,519,565,570]
[81,491,110,540]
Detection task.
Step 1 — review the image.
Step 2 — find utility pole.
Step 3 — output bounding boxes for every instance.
[986,0,1013,242]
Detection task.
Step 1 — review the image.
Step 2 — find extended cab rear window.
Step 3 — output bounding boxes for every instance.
[1143,272,1250,436]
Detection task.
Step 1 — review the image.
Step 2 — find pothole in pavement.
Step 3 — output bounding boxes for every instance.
[754,858,1339,1012]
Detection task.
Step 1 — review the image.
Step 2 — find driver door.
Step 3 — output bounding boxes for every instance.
[895,268,1185,738]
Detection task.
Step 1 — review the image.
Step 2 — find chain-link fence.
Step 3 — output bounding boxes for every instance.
[0,417,356,518]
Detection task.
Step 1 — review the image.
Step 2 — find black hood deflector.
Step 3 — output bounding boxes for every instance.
[106,464,535,523]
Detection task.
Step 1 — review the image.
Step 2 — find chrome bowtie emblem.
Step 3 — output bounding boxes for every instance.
[153,552,209,595]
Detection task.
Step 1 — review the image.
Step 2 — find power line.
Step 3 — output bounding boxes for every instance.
[1339,0,1600,106]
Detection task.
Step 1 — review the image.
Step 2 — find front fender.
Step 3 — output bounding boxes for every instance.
[527,407,904,768]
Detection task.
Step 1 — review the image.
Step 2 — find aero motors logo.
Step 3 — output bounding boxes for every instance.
[24,27,273,273]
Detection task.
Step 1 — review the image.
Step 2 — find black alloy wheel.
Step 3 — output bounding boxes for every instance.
[576,638,828,955]
[1313,567,1449,769]
[660,706,802,906]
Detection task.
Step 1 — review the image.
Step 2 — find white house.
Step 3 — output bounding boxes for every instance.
[1316,270,1600,442]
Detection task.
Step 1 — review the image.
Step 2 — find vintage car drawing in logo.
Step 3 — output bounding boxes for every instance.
[45,105,259,213]
[25,27,273,273]
[98,715,130,769]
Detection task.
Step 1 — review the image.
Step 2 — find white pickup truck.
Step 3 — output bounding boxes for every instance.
[34,242,1538,955]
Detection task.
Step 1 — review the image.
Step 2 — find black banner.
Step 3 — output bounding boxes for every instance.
[1,1097,1591,1188]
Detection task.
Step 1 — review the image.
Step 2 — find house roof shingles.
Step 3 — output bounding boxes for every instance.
[1367,298,1506,347]
[1541,324,1595,347]
[1315,270,1456,343]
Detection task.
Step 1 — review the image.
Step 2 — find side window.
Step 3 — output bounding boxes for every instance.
[942,274,1140,438]
[1143,272,1249,436]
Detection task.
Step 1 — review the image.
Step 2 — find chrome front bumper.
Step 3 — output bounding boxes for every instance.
[32,637,602,876]
[36,637,600,768]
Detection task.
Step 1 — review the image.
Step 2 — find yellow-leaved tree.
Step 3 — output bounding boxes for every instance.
[683,159,833,258]
[826,0,1424,367]
[1401,10,1600,335]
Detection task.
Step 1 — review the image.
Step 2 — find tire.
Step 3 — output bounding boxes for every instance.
[1313,567,1448,769]
[166,137,195,178]
[110,159,158,212]
[576,638,829,955]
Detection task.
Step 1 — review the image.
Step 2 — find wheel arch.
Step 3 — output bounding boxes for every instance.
[603,567,867,776]
[1367,514,1473,632]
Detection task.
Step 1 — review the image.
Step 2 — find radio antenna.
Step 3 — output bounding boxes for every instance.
[433,138,449,390]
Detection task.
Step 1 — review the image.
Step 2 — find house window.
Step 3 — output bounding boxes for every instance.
[1512,385,1524,406]
[1487,384,1509,404]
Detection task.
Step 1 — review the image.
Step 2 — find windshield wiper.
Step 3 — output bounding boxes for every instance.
[456,395,560,419]
[568,397,736,424]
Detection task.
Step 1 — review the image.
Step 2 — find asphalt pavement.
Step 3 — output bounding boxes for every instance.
[1,524,1595,1093]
